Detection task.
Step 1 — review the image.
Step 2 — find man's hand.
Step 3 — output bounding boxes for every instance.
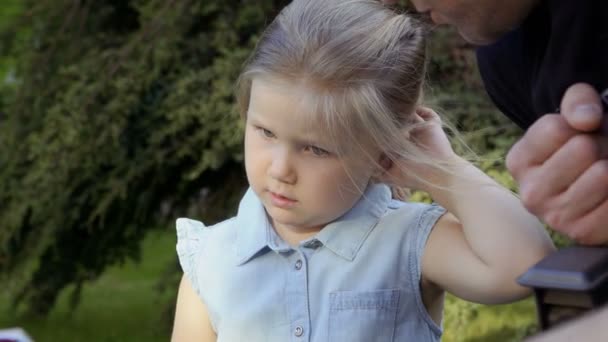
[525,305,608,342]
[506,83,608,245]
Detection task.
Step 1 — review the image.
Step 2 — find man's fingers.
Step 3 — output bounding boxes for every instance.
[533,134,608,197]
[506,115,577,177]
[568,199,608,245]
[560,83,603,132]
[508,83,608,246]
[547,160,608,229]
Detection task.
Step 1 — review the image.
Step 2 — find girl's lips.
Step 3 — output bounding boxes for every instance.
[269,191,297,208]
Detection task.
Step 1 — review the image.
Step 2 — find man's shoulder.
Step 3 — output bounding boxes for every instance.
[476,0,608,129]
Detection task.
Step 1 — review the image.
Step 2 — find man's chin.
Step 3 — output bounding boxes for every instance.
[459,27,507,46]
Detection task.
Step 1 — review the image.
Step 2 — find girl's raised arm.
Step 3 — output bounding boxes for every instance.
[171,275,217,342]
[385,107,555,304]
[421,160,555,304]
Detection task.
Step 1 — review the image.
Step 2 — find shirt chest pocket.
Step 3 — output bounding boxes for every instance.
[328,289,400,342]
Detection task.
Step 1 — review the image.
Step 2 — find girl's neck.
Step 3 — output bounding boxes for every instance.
[271,220,324,247]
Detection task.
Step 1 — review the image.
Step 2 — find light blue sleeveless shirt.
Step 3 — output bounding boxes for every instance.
[176,184,446,342]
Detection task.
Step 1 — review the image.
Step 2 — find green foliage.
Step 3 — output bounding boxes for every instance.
[0,0,22,108]
[0,0,288,315]
[443,295,538,342]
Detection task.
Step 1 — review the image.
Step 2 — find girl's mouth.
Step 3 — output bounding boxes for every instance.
[269,191,297,208]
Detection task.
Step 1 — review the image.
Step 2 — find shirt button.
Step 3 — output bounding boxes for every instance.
[305,240,321,249]
[294,325,304,337]
[295,259,303,270]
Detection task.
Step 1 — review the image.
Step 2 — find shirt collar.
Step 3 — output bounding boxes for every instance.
[234,188,274,265]
[235,184,391,264]
[314,184,390,261]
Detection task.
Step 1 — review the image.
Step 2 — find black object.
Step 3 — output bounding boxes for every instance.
[517,246,608,330]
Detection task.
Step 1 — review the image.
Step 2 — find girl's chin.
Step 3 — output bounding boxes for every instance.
[266,212,300,227]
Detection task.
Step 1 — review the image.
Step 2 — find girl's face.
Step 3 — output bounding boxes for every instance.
[244,78,377,238]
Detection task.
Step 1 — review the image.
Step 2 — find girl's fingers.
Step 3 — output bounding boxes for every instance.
[415,106,441,122]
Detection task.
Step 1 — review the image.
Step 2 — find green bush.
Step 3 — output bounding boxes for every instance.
[0,0,289,315]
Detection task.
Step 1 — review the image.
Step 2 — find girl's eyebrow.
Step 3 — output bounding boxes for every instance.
[246,111,271,127]
[247,110,333,148]
[246,110,262,122]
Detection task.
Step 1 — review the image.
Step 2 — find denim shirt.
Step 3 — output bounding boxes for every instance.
[176,184,446,342]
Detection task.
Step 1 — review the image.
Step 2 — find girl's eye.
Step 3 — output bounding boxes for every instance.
[257,127,275,138]
[305,145,330,157]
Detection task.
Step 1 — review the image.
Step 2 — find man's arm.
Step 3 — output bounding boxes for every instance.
[526,305,608,342]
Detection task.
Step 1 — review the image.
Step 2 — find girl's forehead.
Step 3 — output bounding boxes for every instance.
[248,77,377,157]
[250,76,316,112]
[249,78,335,138]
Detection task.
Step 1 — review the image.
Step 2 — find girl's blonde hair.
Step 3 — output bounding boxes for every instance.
[237,0,444,199]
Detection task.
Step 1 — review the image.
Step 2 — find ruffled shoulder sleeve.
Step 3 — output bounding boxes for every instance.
[176,218,208,292]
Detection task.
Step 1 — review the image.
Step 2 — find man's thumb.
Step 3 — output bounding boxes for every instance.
[560,83,604,132]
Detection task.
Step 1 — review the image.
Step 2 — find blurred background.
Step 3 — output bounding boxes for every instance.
[0,0,571,341]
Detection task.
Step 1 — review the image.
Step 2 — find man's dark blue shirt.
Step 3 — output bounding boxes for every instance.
[476,0,608,129]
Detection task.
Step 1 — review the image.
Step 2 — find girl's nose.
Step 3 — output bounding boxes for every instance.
[268,148,297,184]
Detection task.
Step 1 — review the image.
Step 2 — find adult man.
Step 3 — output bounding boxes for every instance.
[380,0,607,340]
[391,0,608,245]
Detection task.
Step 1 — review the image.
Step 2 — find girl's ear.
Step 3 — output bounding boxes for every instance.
[372,153,394,183]
[378,153,392,171]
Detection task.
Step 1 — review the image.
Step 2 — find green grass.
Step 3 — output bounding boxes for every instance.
[443,295,537,342]
[0,228,538,341]
[0,228,178,342]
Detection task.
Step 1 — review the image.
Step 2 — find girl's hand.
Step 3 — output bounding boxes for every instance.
[408,107,455,160]
[381,107,459,191]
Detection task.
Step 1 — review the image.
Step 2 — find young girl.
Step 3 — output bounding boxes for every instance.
[171,0,555,341]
